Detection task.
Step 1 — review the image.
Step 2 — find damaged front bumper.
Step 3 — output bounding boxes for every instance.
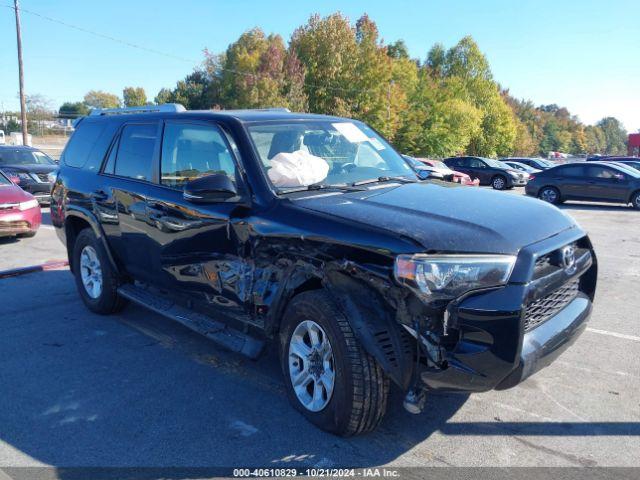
[417,230,597,393]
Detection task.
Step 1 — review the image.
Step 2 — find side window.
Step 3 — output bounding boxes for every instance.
[114,124,157,181]
[469,158,485,168]
[160,122,237,189]
[586,166,617,179]
[61,121,108,168]
[559,166,584,177]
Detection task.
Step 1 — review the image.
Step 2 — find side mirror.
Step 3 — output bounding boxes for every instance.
[415,168,431,180]
[183,173,237,203]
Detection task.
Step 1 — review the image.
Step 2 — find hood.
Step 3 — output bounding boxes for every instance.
[0,184,33,204]
[0,164,57,174]
[295,182,578,255]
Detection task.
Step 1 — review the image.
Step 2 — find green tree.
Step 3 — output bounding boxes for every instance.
[83,90,121,109]
[58,102,89,119]
[123,87,148,107]
[291,13,358,117]
[387,40,409,60]
[218,28,307,111]
[585,125,606,153]
[156,69,219,110]
[597,117,627,155]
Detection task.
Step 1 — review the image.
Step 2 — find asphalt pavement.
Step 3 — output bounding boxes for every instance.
[0,197,639,473]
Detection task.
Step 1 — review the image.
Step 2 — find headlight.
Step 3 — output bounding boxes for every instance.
[18,199,39,211]
[47,171,58,183]
[9,172,33,181]
[394,254,516,302]
[508,171,520,179]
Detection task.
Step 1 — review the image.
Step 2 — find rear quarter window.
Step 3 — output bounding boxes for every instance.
[62,120,111,169]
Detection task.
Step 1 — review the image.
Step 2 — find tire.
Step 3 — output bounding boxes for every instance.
[491,175,507,190]
[72,228,127,315]
[631,191,640,210]
[538,186,561,205]
[280,290,389,436]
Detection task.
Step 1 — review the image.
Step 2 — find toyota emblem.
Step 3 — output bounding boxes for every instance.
[561,245,577,274]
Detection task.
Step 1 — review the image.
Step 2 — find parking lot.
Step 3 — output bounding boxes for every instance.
[0,190,639,471]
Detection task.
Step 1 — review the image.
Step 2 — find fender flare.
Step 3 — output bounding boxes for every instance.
[323,269,414,390]
[65,206,120,275]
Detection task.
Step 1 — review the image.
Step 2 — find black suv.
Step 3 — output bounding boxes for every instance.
[525,161,640,209]
[0,145,58,203]
[52,105,597,436]
[443,156,527,189]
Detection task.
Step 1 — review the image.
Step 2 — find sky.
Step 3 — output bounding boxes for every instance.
[0,0,638,130]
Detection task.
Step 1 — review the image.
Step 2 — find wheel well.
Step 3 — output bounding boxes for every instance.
[629,189,640,203]
[65,216,92,272]
[271,276,323,335]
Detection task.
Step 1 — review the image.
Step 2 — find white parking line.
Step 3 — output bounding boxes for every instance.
[586,327,640,342]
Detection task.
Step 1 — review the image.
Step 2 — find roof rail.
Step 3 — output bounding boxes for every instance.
[218,107,291,114]
[90,103,186,116]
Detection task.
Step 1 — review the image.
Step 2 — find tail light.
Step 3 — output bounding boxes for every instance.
[528,175,535,181]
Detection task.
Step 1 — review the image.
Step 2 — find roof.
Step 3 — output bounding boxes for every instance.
[82,107,348,124]
[0,145,36,150]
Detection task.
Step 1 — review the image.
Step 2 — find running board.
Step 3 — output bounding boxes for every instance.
[117,284,264,359]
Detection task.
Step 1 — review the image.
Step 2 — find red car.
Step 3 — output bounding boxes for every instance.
[419,159,480,186]
[0,170,41,238]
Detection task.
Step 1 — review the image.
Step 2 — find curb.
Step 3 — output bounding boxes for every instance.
[0,260,69,279]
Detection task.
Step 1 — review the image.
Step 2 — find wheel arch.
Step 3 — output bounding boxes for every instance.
[628,189,640,204]
[64,207,119,275]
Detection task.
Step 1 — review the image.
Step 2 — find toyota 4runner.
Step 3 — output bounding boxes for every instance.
[52,105,597,436]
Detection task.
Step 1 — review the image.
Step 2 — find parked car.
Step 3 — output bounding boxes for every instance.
[525,162,640,209]
[0,170,41,238]
[0,146,58,204]
[52,105,597,436]
[443,156,527,189]
[505,157,557,170]
[503,160,541,175]
[611,160,640,172]
[402,155,445,180]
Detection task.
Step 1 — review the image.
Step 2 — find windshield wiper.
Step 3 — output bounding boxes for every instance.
[278,183,366,195]
[350,176,418,187]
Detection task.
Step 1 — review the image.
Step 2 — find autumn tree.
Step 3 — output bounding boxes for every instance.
[597,117,627,155]
[218,28,307,111]
[83,90,121,109]
[123,87,148,107]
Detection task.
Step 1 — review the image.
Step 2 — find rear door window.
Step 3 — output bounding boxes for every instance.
[586,166,617,179]
[113,124,158,181]
[559,166,584,177]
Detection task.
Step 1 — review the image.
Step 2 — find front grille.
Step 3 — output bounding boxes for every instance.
[524,279,580,332]
[0,220,29,231]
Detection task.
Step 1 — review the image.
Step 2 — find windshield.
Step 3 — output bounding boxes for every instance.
[247,120,414,191]
[430,160,450,170]
[0,149,55,166]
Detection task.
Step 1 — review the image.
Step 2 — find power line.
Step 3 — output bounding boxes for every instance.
[0,3,379,96]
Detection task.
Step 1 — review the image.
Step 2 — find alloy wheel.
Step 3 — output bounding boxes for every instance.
[80,245,103,299]
[493,177,505,189]
[288,320,335,412]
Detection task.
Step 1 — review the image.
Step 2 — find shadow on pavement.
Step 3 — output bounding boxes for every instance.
[0,270,638,477]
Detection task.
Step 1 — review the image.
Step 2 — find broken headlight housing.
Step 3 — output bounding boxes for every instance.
[394,254,516,302]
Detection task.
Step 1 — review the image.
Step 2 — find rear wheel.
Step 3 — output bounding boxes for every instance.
[631,191,640,210]
[280,290,389,436]
[72,228,127,314]
[491,175,507,190]
[539,186,561,205]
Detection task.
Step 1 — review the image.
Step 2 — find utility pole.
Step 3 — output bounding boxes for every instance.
[14,0,29,146]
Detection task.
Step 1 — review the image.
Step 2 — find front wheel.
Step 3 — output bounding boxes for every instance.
[280,290,389,436]
[631,191,640,210]
[491,175,507,190]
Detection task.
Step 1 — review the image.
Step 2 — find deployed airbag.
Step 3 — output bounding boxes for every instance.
[268,150,329,188]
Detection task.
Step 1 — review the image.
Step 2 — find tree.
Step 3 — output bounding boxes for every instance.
[291,13,359,117]
[83,90,121,109]
[156,68,219,110]
[218,28,307,111]
[58,101,89,119]
[387,40,409,60]
[597,117,627,155]
[123,87,148,107]
[585,125,606,153]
